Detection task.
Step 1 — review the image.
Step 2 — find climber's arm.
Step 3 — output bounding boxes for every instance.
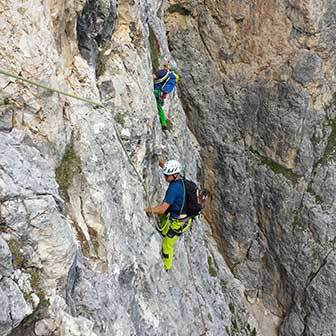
[144,202,170,215]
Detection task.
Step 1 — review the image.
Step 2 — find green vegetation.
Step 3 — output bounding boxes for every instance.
[20,291,49,328]
[6,241,48,316]
[310,132,321,146]
[28,268,41,289]
[207,255,217,277]
[17,7,26,15]
[231,318,238,334]
[251,149,301,184]
[259,155,300,184]
[314,93,336,169]
[114,112,125,126]
[323,92,336,111]
[55,143,81,200]
[14,268,50,329]
[292,214,304,231]
[228,302,235,314]
[310,117,336,176]
[8,239,24,269]
[148,25,160,72]
[22,268,43,306]
[96,45,110,77]
[207,312,213,322]
[0,97,12,106]
[315,119,336,167]
[220,279,227,293]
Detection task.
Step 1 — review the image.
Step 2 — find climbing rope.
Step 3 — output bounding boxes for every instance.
[0,68,153,211]
[184,233,208,336]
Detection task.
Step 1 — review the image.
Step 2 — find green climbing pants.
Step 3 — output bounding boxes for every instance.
[154,89,167,128]
[159,215,193,271]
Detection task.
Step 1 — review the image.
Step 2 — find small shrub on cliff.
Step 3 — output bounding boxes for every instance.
[55,143,81,200]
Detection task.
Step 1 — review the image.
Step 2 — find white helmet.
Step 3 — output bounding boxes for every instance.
[162,59,177,71]
[163,160,182,175]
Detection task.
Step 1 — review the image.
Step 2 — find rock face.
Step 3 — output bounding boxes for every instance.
[165,0,336,334]
[0,0,258,335]
[77,0,118,69]
[0,0,335,335]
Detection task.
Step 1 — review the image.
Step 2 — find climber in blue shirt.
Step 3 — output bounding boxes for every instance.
[163,178,184,219]
[144,159,192,271]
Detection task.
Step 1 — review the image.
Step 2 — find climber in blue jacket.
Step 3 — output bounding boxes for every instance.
[153,61,179,130]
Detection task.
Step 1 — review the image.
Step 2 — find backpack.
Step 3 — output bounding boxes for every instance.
[154,70,177,94]
[182,179,207,217]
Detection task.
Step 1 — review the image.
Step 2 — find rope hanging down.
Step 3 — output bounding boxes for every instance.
[0,68,152,209]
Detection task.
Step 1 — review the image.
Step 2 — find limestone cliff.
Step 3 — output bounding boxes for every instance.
[0,0,335,336]
[165,0,336,335]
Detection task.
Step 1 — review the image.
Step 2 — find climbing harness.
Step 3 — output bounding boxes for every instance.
[156,176,186,233]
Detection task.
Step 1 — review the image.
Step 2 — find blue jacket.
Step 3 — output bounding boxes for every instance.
[154,69,177,94]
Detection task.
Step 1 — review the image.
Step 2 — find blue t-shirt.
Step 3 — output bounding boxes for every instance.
[164,179,185,218]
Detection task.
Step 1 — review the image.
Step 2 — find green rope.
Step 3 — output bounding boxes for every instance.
[0,69,103,106]
[0,68,152,208]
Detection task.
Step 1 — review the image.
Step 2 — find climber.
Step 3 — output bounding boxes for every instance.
[153,61,179,130]
[144,159,192,271]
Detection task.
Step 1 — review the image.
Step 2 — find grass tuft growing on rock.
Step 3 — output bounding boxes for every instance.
[207,255,217,277]
[220,279,227,292]
[316,119,336,166]
[55,143,81,200]
[251,149,301,184]
[20,290,49,328]
[114,112,125,126]
[229,302,235,314]
[0,97,12,106]
[8,239,24,269]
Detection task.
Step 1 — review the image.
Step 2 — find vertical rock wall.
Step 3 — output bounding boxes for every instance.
[0,0,262,335]
[165,0,336,335]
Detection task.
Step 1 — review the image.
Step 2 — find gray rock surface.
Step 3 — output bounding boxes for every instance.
[165,0,336,334]
[0,277,32,335]
[0,238,13,277]
[0,0,335,335]
[77,0,118,69]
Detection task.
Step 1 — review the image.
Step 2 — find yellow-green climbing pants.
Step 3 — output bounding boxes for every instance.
[159,215,192,271]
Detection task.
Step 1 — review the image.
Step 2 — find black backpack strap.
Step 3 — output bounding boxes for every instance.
[180,178,186,216]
